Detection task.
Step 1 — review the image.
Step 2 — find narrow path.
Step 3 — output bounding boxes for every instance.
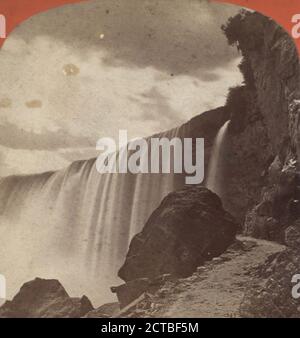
[152,237,285,318]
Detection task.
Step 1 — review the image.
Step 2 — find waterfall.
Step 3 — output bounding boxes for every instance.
[0,126,188,306]
[206,120,230,197]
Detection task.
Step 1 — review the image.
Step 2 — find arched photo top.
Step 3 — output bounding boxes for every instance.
[0,0,299,55]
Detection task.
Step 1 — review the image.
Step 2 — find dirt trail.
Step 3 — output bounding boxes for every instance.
[152,236,285,318]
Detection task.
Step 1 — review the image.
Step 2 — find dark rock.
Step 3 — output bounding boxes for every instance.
[111,278,151,309]
[0,278,93,318]
[240,247,300,318]
[152,274,174,285]
[111,274,173,309]
[84,302,120,318]
[118,186,237,282]
[72,295,94,318]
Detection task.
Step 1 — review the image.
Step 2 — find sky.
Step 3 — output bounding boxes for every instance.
[0,0,243,176]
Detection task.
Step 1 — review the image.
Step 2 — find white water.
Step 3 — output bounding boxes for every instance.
[206,120,230,197]
[0,126,188,306]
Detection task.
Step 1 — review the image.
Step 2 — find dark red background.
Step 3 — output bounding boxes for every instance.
[0,0,299,54]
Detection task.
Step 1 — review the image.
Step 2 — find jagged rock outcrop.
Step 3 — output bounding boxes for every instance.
[118,186,237,282]
[84,302,120,318]
[0,278,93,318]
[220,11,300,241]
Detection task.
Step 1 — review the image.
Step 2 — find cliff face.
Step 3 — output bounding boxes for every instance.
[221,12,300,241]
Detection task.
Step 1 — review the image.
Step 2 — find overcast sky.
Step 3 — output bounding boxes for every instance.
[0,0,243,176]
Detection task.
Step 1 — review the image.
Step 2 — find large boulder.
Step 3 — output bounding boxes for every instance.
[118,186,238,282]
[0,278,93,318]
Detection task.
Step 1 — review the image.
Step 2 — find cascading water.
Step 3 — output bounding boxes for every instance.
[206,120,230,197]
[0,125,188,306]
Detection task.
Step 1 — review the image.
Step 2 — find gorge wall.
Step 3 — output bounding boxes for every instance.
[220,11,300,241]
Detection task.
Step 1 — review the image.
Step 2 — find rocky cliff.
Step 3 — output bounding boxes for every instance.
[220,11,300,242]
[0,278,93,318]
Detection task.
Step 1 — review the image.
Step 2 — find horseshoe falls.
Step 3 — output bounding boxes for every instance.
[0,126,188,305]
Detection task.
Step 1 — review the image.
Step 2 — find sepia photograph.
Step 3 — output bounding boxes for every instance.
[0,0,299,324]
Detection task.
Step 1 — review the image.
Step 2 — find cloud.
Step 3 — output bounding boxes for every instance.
[0,121,92,150]
[11,0,241,76]
[0,34,241,152]
[0,144,100,177]
[130,86,185,127]
[200,72,221,82]
[0,145,71,176]
[0,0,244,175]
